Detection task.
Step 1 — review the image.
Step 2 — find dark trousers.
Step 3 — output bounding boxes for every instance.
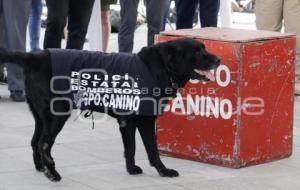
[118,0,165,53]
[0,0,30,91]
[43,0,94,49]
[176,0,220,29]
[162,0,172,31]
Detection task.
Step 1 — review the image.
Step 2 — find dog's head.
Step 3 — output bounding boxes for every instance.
[158,38,220,87]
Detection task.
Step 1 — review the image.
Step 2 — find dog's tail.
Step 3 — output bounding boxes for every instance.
[0,48,30,68]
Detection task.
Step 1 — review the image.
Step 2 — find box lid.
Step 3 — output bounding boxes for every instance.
[160,27,295,42]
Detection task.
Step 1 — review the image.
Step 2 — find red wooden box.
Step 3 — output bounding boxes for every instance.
[155,28,296,168]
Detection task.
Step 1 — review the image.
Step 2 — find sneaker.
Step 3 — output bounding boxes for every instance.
[10,90,26,102]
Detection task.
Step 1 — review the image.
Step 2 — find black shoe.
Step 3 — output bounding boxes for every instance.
[10,90,26,102]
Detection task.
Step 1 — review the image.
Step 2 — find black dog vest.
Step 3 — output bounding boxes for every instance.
[50,49,166,116]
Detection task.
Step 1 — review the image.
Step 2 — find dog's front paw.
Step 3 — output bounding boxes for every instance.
[35,165,45,172]
[44,167,61,182]
[158,168,179,177]
[127,165,143,175]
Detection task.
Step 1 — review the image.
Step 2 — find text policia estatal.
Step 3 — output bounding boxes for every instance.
[71,71,141,111]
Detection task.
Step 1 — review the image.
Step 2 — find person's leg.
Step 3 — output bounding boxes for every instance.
[199,0,220,27]
[118,0,139,53]
[43,0,69,49]
[161,0,172,31]
[176,0,197,29]
[0,0,5,83]
[283,0,300,95]
[101,0,117,52]
[0,0,4,47]
[101,10,110,52]
[146,0,165,46]
[67,0,95,49]
[101,3,111,53]
[255,0,283,32]
[3,0,30,101]
[28,0,43,51]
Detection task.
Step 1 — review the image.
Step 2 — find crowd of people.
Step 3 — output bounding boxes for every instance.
[0,0,300,102]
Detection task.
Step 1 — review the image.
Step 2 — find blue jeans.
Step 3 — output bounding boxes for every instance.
[28,0,42,51]
[1,0,30,91]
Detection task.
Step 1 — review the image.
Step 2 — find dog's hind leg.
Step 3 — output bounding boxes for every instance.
[118,117,143,175]
[38,113,69,182]
[137,116,179,177]
[27,100,44,172]
[37,101,70,182]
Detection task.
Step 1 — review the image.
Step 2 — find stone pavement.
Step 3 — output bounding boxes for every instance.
[1,12,300,190]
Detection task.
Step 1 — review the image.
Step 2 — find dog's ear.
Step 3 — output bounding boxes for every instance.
[138,45,161,62]
[138,45,171,88]
[159,43,184,64]
[159,43,187,76]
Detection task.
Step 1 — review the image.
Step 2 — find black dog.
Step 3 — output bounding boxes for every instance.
[0,39,220,182]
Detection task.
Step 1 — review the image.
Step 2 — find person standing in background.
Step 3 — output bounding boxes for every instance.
[101,0,117,52]
[0,0,31,102]
[28,0,43,51]
[43,0,95,49]
[162,0,173,31]
[0,9,5,84]
[118,0,165,53]
[176,0,220,29]
[255,0,300,95]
